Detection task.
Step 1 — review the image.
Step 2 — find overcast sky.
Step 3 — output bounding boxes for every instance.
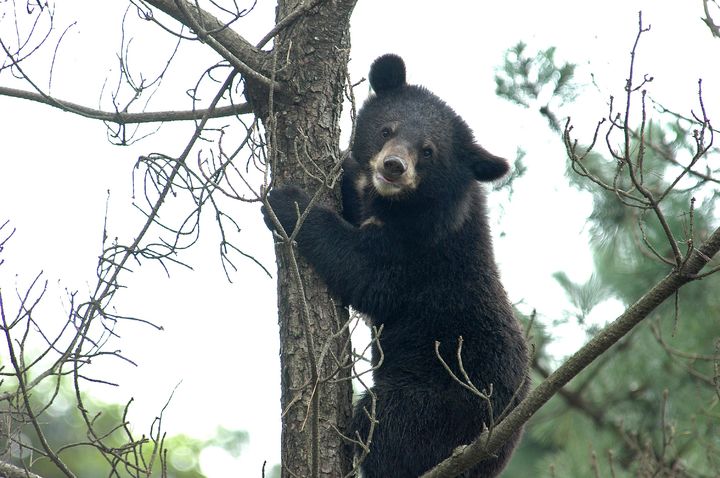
[1,1,718,475]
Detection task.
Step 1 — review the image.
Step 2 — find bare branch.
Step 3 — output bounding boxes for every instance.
[141,0,277,89]
[0,85,251,123]
[1,291,76,477]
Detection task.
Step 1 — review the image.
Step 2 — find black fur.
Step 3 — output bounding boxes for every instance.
[263,54,529,478]
[368,53,406,93]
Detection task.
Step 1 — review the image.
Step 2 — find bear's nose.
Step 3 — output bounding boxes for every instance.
[382,156,407,180]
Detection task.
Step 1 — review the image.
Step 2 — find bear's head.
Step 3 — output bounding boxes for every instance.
[351,54,509,202]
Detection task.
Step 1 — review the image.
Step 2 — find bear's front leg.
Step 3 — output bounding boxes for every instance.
[262,185,401,316]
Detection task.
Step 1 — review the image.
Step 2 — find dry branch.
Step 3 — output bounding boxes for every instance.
[702,0,720,37]
[0,86,251,124]
[142,0,275,89]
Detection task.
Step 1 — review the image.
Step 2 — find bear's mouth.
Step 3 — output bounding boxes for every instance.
[375,173,398,185]
[372,172,404,196]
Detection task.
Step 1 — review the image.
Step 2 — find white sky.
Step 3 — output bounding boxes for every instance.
[1,1,718,475]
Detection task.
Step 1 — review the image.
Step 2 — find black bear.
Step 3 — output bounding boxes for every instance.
[263,54,529,478]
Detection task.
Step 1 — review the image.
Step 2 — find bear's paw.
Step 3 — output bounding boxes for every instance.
[262,185,311,237]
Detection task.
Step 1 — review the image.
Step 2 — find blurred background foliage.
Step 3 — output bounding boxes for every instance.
[0,380,279,478]
[499,43,720,478]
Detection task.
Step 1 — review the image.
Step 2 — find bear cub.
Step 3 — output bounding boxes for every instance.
[263,54,529,478]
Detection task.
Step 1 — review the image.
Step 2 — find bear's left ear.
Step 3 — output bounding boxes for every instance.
[468,144,510,182]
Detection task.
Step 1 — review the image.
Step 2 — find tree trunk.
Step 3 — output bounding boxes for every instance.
[246,2,357,476]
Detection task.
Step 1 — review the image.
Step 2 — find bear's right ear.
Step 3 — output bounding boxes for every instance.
[468,144,510,182]
[369,54,406,94]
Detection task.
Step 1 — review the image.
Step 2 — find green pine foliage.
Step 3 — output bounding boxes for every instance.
[495,42,577,132]
[497,43,720,478]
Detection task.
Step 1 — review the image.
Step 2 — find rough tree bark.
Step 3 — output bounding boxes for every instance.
[245,2,358,477]
[147,1,358,476]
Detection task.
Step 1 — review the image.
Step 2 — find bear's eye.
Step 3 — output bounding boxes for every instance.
[422,147,434,158]
[381,127,392,139]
